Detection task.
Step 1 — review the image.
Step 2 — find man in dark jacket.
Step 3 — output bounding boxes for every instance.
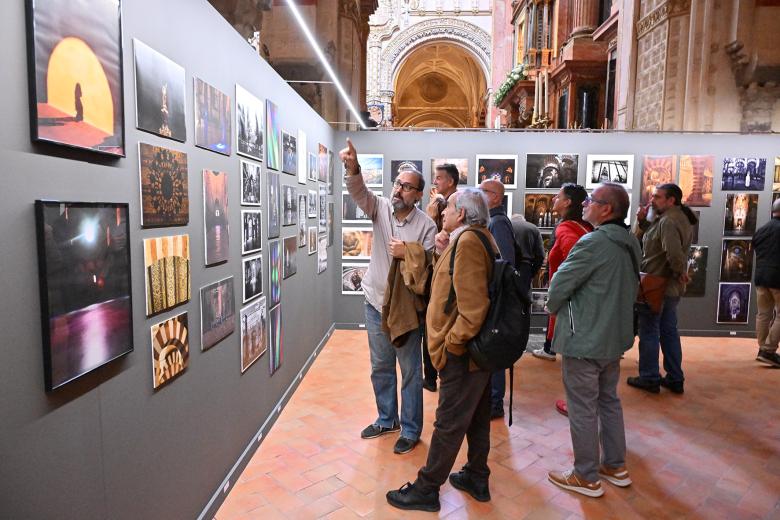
[754,198,780,367]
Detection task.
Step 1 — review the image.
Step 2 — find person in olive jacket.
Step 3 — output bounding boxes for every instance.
[753,197,780,367]
[545,183,641,498]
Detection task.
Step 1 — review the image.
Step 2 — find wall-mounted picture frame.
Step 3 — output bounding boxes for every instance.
[297,193,307,248]
[719,239,753,283]
[531,292,549,314]
[391,160,423,183]
[242,254,262,303]
[352,154,384,187]
[341,263,368,295]
[678,155,714,207]
[35,200,133,391]
[524,193,560,229]
[235,84,263,161]
[723,193,758,237]
[525,154,579,189]
[431,158,468,185]
[585,154,634,190]
[133,39,186,142]
[203,169,230,265]
[342,227,373,259]
[476,154,518,188]
[241,209,262,255]
[721,157,766,191]
[151,311,189,390]
[716,283,751,324]
[240,297,267,373]
[318,143,328,183]
[269,304,282,375]
[194,77,231,155]
[317,235,327,274]
[684,245,708,298]
[639,155,677,206]
[143,234,191,317]
[265,99,280,170]
[200,276,235,351]
[240,160,262,206]
[308,189,318,218]
[267,171,281,239]
[342,192,379,223]
[269,240,281,307]
[139,142,189,227]
[282,185,298,227]
[282,131,297,175]
[26,0,126,156]
[308,227,318,255]
[283,236,297,279]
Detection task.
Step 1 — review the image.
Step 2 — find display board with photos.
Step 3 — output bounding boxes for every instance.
[203,169,230,265]
[342,263,368,295]
[240,297,267,373]
[242,254,262,303]
[35,201,134,391]
[236,84,264,161]
[139,143,189,227]
[133,39,186,142]
[144,234,191,317]
[27,0,126,156]
[476,155,518,188]
[194,78,231,155]
[200,276,235,351]
[525,154,579,189]
[151,312,189,389]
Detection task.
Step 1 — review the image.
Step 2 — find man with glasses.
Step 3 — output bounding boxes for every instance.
[340,139,437,455]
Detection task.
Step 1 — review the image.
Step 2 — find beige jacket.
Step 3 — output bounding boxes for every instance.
[381,243,433,347]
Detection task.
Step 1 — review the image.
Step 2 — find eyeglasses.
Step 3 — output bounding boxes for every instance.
[583,195,609,206]
[393,180,421,193]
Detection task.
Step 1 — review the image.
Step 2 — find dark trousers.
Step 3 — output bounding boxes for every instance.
[422,329,438,384]
[415,351,492,493]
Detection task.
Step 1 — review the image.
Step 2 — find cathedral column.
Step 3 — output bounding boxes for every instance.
[571,0,599,37]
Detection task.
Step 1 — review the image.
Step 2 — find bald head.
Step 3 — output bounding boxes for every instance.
[584,182,630,226]
[479,179,505,210]
[773,197,780,216]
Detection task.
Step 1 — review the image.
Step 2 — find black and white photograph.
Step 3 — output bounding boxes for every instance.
[297,194,307,248]
[476,155,518,188]
[342,263,368,295]
[685,246,708,297]
[721,157,766,191]
[720,239,753,283]
[308,189,317,218]
[241,209,262,255]
[236,84,263,160]
[586,154,634,189]
[724,193,758,237]
[525,154,579,189]
[267,171,281,239]
[282,131,297,175]
[133,39,186,142]
[308,227,318,255]
[241,160,262,206]
[716,283,751,324]
[242,254,262,303]
[531,292,549,314]
[318,184,327,234]
[240,297,267,373]
[317,235,327,274]
[283,236,297,279]
[342,192,376,223]
[282,185,298,226]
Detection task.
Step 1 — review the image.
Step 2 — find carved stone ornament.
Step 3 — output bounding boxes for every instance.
[636,0,691,39]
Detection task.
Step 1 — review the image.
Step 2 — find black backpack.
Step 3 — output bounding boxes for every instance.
[444,229,531,425]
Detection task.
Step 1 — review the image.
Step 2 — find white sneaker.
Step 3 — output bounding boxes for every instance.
[532,348,556,361]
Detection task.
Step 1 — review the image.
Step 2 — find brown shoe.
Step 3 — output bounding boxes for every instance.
[548,469,604,497]
[598,465,632,487]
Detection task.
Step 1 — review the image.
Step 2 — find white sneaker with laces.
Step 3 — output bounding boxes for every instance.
[532,348,556,361]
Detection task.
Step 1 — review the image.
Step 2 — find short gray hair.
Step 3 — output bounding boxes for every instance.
[454,188,490,226]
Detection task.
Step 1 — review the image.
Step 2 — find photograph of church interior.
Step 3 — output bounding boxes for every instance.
[4,0,780,518]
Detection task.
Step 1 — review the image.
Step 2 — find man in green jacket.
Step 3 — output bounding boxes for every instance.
[546,183,641,498]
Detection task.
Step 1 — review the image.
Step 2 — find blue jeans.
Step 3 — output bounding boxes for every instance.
[364,302,423,441]
[490,370,505,410]
[637,296,684,383]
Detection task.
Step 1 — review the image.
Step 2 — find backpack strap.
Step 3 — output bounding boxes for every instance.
[444,228,496,315]
[508,367,514,427]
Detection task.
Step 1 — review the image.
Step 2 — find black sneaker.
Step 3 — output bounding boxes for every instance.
[393,436,418,454]
[660,376,684,394]
[423,379,437,392]
[449,471,491,502]
[361,422,400,439]
[386,482,440,512]
[626,376,660,394]
[756,350,780,368]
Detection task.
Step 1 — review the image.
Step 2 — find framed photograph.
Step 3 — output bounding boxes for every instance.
[26,0,125,156]
[241,209,262,255]
[719,239,753,283]
[684,246,708,297]
[531,292,549,314]
[236,84,263,161]
[35,200,133,391]
[318,184,327,233]
[724,193,758,237]
[721,157,766,191]
[317,235,327,274]
[502,193,513,216]
[151,312,189,389]
[716,283,751,324]
[524,193,560,229]
[586,155,634,189]
[194,77,231,155]
[297,194,307,248]
[639,155,677,206]
[328,150,335,195]
[773,193,780,216]
[265,99,281,170]
[297,130,307,185]
[532,231,553,290]
[678,155,714,207]
[431,158,468,185]
[269,304,282,375]
[267,171,281,239]
[200,276,235,351]
[283,236,297,279]
[203,169,230,265]
[133,39,186,142]
[476,155,518,188]
[282,131,297,175]
[240,297,267,373]
[342,263,368,295]
[342,228,373,259]
[318,143,328,183]
[282,185,298,226]
[352,154,384,187]
[774,156,780,192]
[308,227,318,255]
[269,240,281,307]
[139,142,189,227]
[143,234,190,317]
[242,254,262,303]
[343,192,377,223]
[240,160,262,206]
[327,202,334,247]
[391,160,423,183]
[308,189,317,218]
[308,152,318,182]
[525,154,579,189]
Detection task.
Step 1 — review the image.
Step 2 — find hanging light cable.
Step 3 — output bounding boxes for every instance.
[284,0,368,130]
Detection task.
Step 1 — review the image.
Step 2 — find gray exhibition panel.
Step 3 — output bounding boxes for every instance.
[0,0,335,519]
[335,130,778,337]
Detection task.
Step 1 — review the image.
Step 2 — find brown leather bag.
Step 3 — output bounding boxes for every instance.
[637,272,668,314]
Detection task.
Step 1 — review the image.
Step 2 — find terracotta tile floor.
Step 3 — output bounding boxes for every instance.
[217,331,780,519]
